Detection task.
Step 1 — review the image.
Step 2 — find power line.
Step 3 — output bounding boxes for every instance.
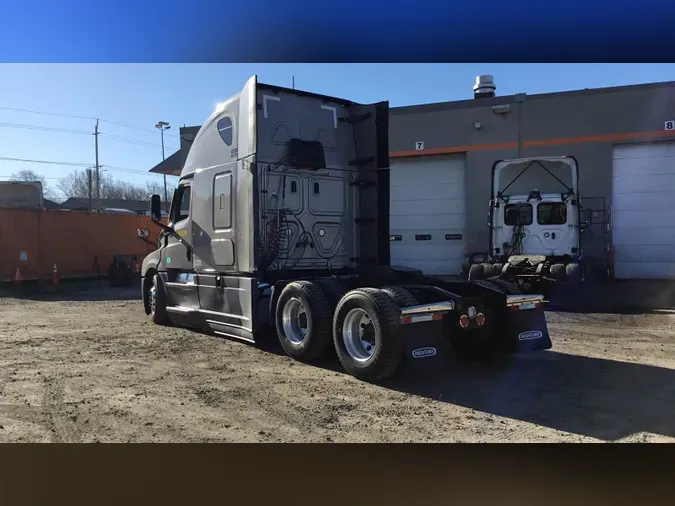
[99,133,179,151]
[0,156,92,167]
[0,120,180,152]
[99,119,180,138]
[0,156,177,181]
[103,165,179,179]
[0,121,91,135]
[0,105,96,121]
[0,105,181,139]
[0,175,65,180]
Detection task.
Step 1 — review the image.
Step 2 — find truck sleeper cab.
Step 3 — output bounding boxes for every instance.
[141,76,552,381]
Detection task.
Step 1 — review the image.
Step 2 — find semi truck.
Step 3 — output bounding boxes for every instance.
[140,76,552,381]
[467,156,610,295]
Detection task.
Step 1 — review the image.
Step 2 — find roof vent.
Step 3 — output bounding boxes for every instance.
[473,75,496,99]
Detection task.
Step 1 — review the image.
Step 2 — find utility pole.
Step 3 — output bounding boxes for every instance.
[292,76,295,90]
[94,119,100,212]
[87,169,93,212]
[155,121,170,211]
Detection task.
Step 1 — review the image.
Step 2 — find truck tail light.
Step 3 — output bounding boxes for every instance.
[459,315,470,328]
[476,313,486,326]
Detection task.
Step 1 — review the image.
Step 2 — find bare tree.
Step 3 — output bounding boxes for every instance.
[57,169,174,203]
[10,169,57,201]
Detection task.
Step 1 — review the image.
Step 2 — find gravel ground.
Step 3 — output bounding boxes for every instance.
[1,283,674,443]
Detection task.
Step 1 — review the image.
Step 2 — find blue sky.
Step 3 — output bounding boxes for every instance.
[1,63,674,200]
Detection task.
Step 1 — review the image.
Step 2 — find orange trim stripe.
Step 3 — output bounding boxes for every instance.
[391,142,518,158]
[390,129,675,158]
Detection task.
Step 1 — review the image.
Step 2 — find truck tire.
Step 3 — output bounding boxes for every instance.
[381,286,419,308]
[468,263,485,281]
[332,288,404,381]
[275,281,334,362]
[150,274,170,326]
[473,278,522,295]
[480,263,493,278]
[550,263,566,280]
[488,278,522,295]
[314,278,347,310]
[566,263,582,285]
[492,263,504,277]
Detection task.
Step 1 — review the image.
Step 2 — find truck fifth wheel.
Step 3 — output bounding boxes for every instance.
[140,75,552,381]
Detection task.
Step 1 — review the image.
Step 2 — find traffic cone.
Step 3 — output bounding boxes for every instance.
[51,264,59,285]
[13,267,23,287]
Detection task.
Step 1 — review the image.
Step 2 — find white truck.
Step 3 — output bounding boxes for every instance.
[467,156,609,295]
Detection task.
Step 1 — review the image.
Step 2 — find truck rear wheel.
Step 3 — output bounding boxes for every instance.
[275,281,334,362]
[566,263,582,285]
[314,278,347,310]
[381,286,419,308]
[332,288,404,381]
[150,274,170,326]
[487,278,521,295]
[550,263,566,280]
[468,263,485,281]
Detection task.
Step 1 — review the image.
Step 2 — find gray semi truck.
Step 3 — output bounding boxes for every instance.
[140,76,552,381]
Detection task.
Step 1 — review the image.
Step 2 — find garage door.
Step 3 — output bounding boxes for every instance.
[389,155,467,276]
[612,142,675,279]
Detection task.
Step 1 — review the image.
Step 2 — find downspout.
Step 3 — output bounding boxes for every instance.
[514,93,527,157]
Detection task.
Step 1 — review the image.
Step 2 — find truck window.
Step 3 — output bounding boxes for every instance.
[218,117,233,146]
[504,203,533,226]
[172,185,191,223]
[537,202,567,225]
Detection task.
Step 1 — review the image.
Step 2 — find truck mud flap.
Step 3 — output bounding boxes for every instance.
[505,301,552,353]
[399,320,452,374]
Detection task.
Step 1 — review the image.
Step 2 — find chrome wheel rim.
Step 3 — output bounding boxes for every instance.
[282,298,309,345]
[342,308,376,362]
[150,283,157,315]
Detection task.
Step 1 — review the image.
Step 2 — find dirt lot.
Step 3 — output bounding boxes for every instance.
[1,282,674,443]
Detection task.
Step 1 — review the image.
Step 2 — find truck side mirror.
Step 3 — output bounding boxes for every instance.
[150,194,162,221]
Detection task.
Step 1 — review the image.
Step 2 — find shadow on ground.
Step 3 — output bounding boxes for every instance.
[256,332,675,441]
[385,351,675,441]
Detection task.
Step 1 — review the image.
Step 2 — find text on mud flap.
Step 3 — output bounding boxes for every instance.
[518,330,543,341]
[412,347,437,359]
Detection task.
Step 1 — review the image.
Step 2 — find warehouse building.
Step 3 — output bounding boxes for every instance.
[150,78,675,280]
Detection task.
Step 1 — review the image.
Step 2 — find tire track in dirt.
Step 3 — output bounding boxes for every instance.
[43,376,80,443]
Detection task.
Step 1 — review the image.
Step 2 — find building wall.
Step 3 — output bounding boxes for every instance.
[389,81,675,259]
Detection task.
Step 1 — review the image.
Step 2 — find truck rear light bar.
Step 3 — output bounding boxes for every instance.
[400,301,454,325]
[506,294,545,311]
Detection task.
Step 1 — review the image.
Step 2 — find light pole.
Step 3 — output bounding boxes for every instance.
[155,121,171,210]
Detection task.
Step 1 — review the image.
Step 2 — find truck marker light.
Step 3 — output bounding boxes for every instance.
[476,313,486,326]
[459,315,470,328]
